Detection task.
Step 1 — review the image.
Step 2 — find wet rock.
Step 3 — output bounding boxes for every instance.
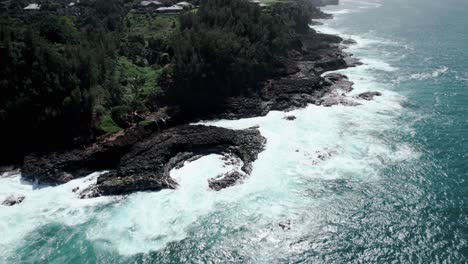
[344,56,363,67]
[311,149,338,165]
[342,38,357,45]
[194,31,359,120]
[22,124,265,198]
[79,125,265,198]
[0,166,20,178]
[316,73,362,107]
[321,96,360,107]
[2,195,25,206]
[323,72,348,83]
[310,20,324,26]
[358,91,382,100]
[22,125,155,185]
[279,220,292,230]
[323,73,354,92]
[208,171,245,191]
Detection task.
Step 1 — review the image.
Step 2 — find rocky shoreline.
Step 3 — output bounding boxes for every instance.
[21,125,265,198]
[10,7,383,201]
[197,32,363,120]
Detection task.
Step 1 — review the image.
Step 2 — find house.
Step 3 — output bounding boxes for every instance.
[139,0,163,8]
[23,3,40,10]
[176,1,193,9]
[156,5,183,14]
[249,0,269,9]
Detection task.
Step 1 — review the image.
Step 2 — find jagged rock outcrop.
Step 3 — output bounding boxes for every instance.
[2,195,25,206]
[196,32,361,120]
[284,115,297,121]
[357,91,383,100]
[80,125,265,197]
[22,126,155,185]
[22,125,265,198]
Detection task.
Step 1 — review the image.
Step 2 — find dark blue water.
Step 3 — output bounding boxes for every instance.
[319,0,468,262]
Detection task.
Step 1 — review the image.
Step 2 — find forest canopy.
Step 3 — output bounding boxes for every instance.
[0,0,321,163]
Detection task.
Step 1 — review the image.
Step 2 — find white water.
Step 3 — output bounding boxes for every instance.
[0,172,114,258]
[0,0,419,259]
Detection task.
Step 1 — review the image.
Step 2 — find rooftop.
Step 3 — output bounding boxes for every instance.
[156,5,184,11]
[24,3,40,10]
[140,0,162,6]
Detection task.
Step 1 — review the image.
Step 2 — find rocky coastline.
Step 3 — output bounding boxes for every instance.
[11,6,383,201]
[196,31,363,120]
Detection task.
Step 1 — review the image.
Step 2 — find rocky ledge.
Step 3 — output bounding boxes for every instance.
[22,125,265,198]
[196,31,371,120]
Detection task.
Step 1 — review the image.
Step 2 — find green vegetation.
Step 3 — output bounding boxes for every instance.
[125,13,179,40]
[0,0,323,163]
[165,0,319,114]
[97,114,122,134]
[117,57,161,101]
[0,0,136,161]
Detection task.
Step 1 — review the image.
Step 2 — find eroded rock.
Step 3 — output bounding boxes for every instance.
[311,148,338,165]
[284,115,297,121]
[209,171,246,191]
[358,91,382,101]
[22,125,265,198]
[279,220,292,230]
[2,195,25,206]
[79,125,266,198]
[342,38,357,45]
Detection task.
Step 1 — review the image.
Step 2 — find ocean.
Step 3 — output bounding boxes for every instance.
[1,0,467,262]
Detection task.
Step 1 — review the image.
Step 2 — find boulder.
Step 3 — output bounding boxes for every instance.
[342,38,357,45]
[358,91,382,100]
[279,220,292,230]
[208,171,245,191]
[2,195,25,206]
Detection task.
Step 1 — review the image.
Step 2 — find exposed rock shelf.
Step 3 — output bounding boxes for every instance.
[194,31,366,120]
[22,125,265,197]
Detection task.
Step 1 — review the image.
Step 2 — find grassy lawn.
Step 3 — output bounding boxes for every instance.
[117,56,162,100]
[125,13,179,40]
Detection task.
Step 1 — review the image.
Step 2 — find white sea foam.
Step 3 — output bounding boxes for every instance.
[86,154,243,255]
[395,66,449,83]
[342,0,383,9]
[327,9,354,15]
[0,172,114,259]
[409,66,449,80]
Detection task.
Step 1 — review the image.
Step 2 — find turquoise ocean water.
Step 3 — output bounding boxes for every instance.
[0,0,467,262]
